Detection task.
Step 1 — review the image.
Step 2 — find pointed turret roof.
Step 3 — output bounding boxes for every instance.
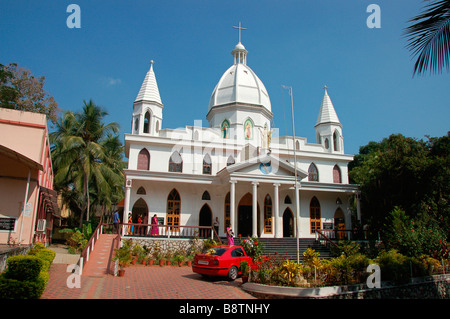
[135,60,162,105]
[315,86,341,127]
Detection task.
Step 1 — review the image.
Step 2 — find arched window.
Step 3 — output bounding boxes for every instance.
[143,111,151,133]
[169,151,183,172]
[137,187,146,195]
[202,191,211,200]
[167,189,181,230]
[284,195,292,204]
[333,131,339,152]
[296,140,300,150]
[310,196,321,234]
[308,163,319,182]
[203,154,212,175]
[224,192,230,233]
[227,155,235,166]
[156,120,160,133]
[333,165,342,183]
[134,118,139,132]
[137,149,150,170]
[324,138,330,150]
[264,194,273,234]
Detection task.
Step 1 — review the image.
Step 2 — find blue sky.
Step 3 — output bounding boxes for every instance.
[1,0,448,155]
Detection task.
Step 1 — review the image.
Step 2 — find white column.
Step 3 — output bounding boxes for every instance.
[273,183,280,238]
[230,181,236,235]
[252,181,258,237]
[123,180,132,235]
[139,114,144,135]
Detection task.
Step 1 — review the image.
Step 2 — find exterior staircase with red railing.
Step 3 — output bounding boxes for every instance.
[81,233,118,277]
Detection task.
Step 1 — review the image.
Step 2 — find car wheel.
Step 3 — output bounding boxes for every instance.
[227,266,238,281]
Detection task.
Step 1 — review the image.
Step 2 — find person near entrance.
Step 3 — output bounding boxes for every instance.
[213,217,219,235]
[151,214,159,236]
[226,224,234,245]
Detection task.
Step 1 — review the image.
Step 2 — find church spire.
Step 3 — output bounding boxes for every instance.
[315,86,344,153]
[135,60,162,105]
[315,85,341,127]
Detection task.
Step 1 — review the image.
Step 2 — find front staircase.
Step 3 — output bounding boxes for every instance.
[233,237,333,262]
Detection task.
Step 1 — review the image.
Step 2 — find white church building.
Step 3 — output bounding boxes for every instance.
[123,34,360,240]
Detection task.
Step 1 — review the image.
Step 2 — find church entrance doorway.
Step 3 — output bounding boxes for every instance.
[199,204,212,238]
[334,208,346,239]
[237,193,260,237]
[132,198,148,236]
[283,208,294,237]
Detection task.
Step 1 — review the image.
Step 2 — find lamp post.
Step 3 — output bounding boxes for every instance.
[282,85,300,263]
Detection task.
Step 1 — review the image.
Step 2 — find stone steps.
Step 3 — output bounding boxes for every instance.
[230,237,333,262]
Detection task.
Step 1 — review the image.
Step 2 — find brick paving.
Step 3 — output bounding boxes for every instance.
[42,263,255,299]
[41,234,254,299]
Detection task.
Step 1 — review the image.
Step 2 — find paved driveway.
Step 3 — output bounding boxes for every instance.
[42,263,255,299]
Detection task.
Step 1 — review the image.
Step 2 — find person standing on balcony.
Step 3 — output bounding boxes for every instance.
[151,214,159,236]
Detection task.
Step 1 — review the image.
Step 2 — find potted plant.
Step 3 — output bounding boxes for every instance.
[147,257,154,266]
[139,256,147,265]
[165,251,173,266]
[113,245,132,276]
[240,260,249,283]
[186,254,193,267]
[156,254,164,267]
[131,243,144,265]
[174,254,185,267]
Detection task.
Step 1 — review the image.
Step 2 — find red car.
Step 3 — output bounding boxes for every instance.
[192,245,254,281]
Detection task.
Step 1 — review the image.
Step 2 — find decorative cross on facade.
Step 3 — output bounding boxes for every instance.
[233,22,247,43]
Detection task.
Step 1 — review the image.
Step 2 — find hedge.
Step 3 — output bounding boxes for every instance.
[0,244,55,299]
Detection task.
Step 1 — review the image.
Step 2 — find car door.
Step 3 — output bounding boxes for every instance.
[230,247,245,269]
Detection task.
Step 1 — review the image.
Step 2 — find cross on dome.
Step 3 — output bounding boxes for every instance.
[233,22,247,44]
[232,22,248,65]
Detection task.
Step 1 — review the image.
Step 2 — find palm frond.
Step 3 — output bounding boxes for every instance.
[404,0,450,75]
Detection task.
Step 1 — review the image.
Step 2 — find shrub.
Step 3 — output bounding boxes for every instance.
[279,260,302,286]
[302,248,320,266]
[373,249,410,284]
[0,243,55,299]
[29,248,56,272]
[241,236,265,261]
[3,255,43,282]
[383,207,448,258]
[67,230,88,253]
[0,274,47,299]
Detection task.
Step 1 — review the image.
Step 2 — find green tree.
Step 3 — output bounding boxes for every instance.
[349,133,450,245]
[0,63,59,122]
[404,0,450,75]
[50,100,124,228]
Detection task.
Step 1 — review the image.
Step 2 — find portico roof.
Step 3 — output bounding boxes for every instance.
[217,153,308,184]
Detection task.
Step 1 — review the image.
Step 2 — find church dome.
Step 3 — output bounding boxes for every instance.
[208,42,271,113]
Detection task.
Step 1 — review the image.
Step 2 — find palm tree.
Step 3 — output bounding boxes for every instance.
[404,0,450,76]
[50,100,122,228]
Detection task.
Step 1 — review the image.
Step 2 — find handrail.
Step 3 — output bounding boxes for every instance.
[315,229,339,249]
[78,222,103,275]
[107,232,121,276]
[122,223,222,244]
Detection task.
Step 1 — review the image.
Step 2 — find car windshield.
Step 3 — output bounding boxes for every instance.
[207,247,227,256]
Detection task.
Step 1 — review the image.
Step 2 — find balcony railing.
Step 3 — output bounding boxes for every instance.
[121,223,222,244]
